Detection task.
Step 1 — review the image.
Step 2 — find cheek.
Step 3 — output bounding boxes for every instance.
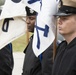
[69,20,76,27]
[58,21,71,33]
[66,21,76,32]
[63,20,73,29]
[31,20,36,24]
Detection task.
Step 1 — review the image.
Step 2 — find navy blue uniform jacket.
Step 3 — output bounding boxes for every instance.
[52,38,76,75]
[22,36,42,75]
[0,44,14,75]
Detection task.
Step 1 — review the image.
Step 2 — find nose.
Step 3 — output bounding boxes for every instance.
[26,18,30,24]
[57,18,63,25]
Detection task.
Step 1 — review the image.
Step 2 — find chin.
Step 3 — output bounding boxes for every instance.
[59,31,65,35]
[29,30,33,33]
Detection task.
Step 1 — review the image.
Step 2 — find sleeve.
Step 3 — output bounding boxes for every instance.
[6,43,13,53]
[41,43,53,75]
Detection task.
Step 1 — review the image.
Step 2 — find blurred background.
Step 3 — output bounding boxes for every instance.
[0,0,5,6]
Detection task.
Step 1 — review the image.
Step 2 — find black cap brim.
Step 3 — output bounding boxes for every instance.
[55,11,72,17]
[54,5,76,17]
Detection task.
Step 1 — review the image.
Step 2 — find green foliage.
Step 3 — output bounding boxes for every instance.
[0,0,5,6]
[12,35,26,52]
[12,33,32,52]
[12,34,26,52]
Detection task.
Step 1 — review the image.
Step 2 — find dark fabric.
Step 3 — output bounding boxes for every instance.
[0,44,14,75]
[41,43,53,75]
[55,5,76,16]
[0,9,2,14]
[52,38,76,75]
[25,6,37,16]
[59,5,76,14]
[22,36,42,75]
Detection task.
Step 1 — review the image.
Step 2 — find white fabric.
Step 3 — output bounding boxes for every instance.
[23,0,40,13]
[0,0,26,19]
[26,0,59,57]
[0,0,27,49]
[0,17,26,49]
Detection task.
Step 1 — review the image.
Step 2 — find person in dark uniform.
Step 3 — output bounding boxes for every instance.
[52,0,76,75]
[0,9,14,75]
[41,44,53,75]
[22,6,56,75]
[0,43,14,75]
[22,6,42,75]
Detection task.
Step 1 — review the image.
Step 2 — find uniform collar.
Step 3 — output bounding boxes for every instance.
[65,37,76,49]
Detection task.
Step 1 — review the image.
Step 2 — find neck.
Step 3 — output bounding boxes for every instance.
[63,33,76,44]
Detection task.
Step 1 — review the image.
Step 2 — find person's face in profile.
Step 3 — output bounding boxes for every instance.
[57,15,76,36]
[26,15,36,32]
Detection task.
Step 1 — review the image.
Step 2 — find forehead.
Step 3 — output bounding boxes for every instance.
[26,15,36,18]
[58,15,76,18]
